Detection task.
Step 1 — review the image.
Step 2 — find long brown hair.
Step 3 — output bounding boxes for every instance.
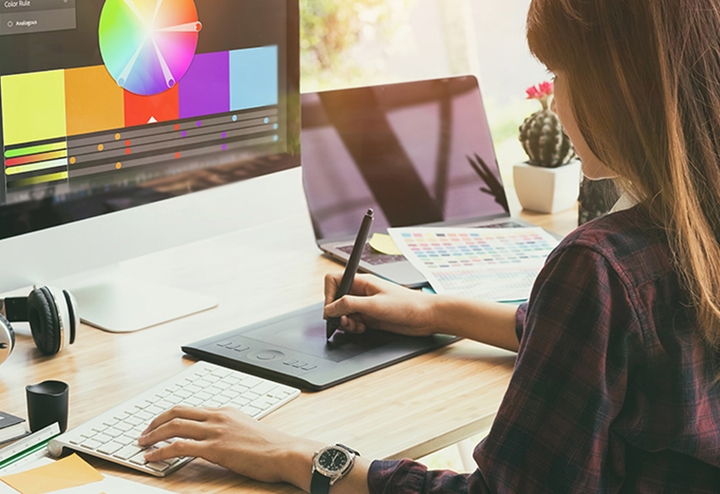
[527,0,720,350]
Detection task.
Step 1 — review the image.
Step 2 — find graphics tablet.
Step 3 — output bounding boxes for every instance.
[182,303,458,391]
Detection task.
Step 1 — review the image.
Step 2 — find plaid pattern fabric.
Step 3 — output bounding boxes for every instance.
[368,207,720,493]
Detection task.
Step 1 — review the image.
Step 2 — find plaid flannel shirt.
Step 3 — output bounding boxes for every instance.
[368,206,720,493]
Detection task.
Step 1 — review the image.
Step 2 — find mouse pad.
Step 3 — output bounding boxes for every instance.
[182,302,458,391]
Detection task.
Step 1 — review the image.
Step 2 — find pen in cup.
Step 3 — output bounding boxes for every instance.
[326,208,375,339]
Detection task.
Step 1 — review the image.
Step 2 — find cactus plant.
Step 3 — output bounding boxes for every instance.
[519,82,574,168]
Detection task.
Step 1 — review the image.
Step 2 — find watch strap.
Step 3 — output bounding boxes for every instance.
[310,471,332,494]
[337,443,360,457]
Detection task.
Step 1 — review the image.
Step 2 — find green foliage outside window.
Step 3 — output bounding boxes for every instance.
[300,0,414,91]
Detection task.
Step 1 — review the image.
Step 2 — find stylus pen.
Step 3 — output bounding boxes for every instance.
[326,208,375,339]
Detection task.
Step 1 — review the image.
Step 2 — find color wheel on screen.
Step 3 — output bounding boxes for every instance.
[98,0,203,96]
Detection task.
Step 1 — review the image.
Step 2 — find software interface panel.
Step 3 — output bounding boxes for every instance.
[0,0,298,238]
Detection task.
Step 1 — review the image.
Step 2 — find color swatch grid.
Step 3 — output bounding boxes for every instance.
[388,227,560,302]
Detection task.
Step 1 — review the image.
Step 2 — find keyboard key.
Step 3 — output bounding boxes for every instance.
[104,427,123,438]
[242,376,262,387]
[185,384,203,393]
[115,445,143,460]
[130,452,149,465]
[98,442,124,455]
[116,435,136,446]
[252,382,277,396]
[156,400,174,410]
[244,391,261,401]
[146,461,170,472]
[115,422,133,432]
[241,405,263,417]
[174,389,192,399]
[229,397,251,408]
[250,398,274,410]
[81,439,103,450]
[184,397,203,407]
[92,433,114,445]
[135,410,155,421]
[125,416,144,426]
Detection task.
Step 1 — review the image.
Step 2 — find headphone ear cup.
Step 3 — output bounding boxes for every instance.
[62,290,78,345]
[0,314,15,365]
[27,287,61,356]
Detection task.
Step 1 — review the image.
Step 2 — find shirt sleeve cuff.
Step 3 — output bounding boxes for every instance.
[515,302,528,343]
[368,459,427,494]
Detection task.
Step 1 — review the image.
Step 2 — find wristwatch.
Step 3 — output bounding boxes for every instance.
[310,443,360,494]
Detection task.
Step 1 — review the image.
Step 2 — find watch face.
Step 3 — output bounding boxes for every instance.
[318,449,348,472]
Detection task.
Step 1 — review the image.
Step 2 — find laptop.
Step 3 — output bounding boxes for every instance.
[301,75,532,288]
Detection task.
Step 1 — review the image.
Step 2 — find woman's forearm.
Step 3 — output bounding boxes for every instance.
[431,295,519,352]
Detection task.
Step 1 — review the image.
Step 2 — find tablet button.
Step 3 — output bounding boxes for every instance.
[254,350,284,361]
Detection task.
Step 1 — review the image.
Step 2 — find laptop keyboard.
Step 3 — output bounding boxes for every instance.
[48,361,300,477]
[338,243,403,266]
[474,220,527,229]
[339,220,528,266]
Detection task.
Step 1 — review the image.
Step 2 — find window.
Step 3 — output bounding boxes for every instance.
[300,0,549,186]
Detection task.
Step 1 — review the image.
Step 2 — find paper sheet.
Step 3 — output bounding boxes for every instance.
[0,455,175,494]
[52,474,176,494]
[0,454,103,494]
[389,227,560,302]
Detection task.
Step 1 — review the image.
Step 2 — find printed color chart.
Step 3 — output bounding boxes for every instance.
[389,227,560,302]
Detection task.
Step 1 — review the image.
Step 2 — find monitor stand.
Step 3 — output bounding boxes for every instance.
[59,267,218,333]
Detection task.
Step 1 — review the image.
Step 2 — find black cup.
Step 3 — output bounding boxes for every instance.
[26,380,69,433]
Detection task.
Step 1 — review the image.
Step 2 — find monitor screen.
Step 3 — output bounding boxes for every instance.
[301,76,509,241]
[0,0,299,240]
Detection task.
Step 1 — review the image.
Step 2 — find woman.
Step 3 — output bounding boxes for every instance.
[138,0,720,491]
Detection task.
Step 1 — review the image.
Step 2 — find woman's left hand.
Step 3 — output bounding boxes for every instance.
[138,406,321,484]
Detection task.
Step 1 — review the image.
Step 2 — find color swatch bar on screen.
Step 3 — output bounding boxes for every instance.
[1,45,279,192]
[10,172,69,188]
[6,150,67,168]
[1,46,279,147]
[4,138,69,188]
[5,141,66,159]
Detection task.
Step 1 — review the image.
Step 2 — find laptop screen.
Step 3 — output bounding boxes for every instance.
[301,76,510,240]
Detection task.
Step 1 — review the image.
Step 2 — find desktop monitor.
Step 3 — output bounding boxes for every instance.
[0,0,300,331]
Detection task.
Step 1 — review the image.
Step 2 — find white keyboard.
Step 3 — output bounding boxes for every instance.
[48,361,300,477]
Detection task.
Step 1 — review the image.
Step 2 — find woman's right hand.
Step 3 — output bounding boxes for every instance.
[323,273,440,337]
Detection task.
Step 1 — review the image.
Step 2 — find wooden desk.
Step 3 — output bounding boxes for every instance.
[0,173,578,493]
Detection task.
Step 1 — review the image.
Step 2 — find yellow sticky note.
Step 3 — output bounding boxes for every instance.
[369,233,403,256]
[0,454,104,494]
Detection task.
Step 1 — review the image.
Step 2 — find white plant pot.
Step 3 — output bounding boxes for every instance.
[513,160,582,214]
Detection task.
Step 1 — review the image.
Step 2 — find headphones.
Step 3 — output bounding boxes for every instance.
[0,286,79,364]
